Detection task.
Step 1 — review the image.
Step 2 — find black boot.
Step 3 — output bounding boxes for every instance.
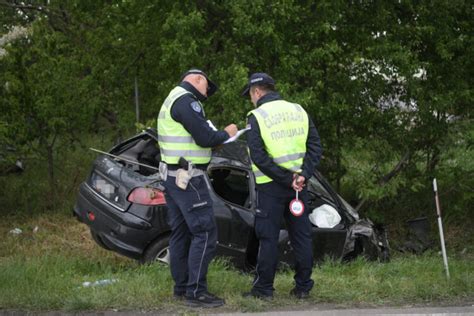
[185,292,225,308]
[289,287,310,299]
[242,289,273,301]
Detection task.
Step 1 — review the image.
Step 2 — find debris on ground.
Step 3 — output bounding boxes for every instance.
[82,279,118,287]
[9,228,22,235]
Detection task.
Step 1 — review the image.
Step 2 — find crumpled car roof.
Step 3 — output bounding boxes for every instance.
[141,128,251,167]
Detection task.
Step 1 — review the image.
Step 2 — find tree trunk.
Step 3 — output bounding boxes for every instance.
[43,134,58,209]
[47,143,55,199]
[336,121,341,191]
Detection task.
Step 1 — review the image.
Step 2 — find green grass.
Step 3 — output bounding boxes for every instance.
[0,212,473,313]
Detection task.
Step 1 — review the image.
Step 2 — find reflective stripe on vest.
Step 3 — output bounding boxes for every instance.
[248,100,309,184]
[157,86,212,164]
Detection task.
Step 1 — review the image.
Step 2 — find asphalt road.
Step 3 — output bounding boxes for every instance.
[218,306,474,316]
[2,305,474,316]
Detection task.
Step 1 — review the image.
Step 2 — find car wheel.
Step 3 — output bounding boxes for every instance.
[342,236,371,262]
[141,235,170,265]
[360,235,391,262]
[90,229,111,250]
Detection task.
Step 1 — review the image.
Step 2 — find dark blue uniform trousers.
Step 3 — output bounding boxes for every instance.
[252,189,314,296]
[162,175,217,298]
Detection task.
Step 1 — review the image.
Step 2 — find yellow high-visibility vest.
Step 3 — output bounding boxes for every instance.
[157,86,211,164]
[248,100,309,184]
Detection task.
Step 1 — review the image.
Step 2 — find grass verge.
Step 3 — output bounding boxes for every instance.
[0,212,473,313]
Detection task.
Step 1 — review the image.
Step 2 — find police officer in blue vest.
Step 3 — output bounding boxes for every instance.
[242,73,322,300]
[157,69,237,308]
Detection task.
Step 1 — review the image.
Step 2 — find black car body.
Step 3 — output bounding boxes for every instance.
[74,129,389,269]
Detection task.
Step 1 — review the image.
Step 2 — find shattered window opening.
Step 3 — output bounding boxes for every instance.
[209,167,251,209]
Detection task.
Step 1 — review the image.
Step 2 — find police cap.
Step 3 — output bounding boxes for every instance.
[180,68,218,97]
[241,72,276,97]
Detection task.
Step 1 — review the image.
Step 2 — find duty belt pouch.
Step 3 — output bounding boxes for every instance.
[175,168,191,190]
[159,162,168,181]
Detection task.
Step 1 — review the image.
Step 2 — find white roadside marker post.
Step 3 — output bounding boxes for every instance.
[433,178,450,279]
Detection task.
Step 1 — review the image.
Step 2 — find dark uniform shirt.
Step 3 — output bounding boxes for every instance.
[168,81,229,169]
[247,92,323,197]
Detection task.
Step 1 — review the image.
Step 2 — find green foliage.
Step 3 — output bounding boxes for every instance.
[0,132,113,214]
[0,0,472,223]
[342,138,408,200]
[434,120,474,222]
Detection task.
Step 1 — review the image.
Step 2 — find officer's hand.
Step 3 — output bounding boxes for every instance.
[292,174,306,191]
[224,124,238,137]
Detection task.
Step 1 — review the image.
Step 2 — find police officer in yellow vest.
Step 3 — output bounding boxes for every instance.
[157,69,237,308]
[242,73,322,300]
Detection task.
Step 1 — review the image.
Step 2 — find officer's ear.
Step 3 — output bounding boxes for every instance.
[251,86,260,98]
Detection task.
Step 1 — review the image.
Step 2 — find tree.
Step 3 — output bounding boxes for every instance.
[0,0,471,220]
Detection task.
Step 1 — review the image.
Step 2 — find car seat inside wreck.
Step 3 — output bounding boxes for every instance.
[208,167,250,208]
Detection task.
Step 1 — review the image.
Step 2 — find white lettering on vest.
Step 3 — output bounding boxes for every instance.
[263,111,304,129]
[270,127,305,141]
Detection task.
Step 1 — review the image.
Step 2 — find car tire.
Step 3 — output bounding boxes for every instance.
[360,236,391,262]
[141,234,171,265]
[90,229,111,250]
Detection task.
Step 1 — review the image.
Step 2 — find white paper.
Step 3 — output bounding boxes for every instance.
[223,126,251,144]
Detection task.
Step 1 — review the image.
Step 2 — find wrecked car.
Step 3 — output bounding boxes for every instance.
[73,128,389,269]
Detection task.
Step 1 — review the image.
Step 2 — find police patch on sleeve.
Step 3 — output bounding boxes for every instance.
[190,101,202,113]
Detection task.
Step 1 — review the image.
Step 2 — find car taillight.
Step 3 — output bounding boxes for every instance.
[127,187,166,205]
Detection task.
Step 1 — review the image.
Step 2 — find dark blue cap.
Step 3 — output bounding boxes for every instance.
[180,68,218,97]
[241,72,276,96]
